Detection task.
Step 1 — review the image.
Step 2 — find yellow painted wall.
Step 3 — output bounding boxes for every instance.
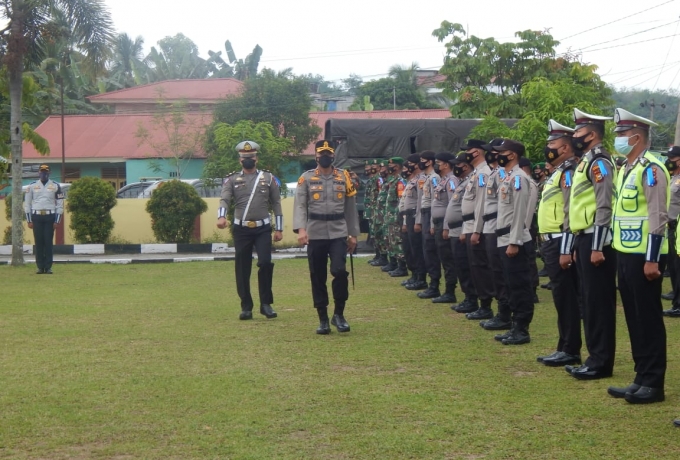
[0,198,300,246]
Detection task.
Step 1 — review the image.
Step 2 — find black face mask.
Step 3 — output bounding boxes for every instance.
[379,169,388,178]
[370,168,378,175]
[571,134,590,153]
[400,170,409,179]
[484,151,497,164]
[532,172,542,181]
[497,154,512,167]
[406,164,416,174]
[433,163,441,174]
[465,152,475,164]
[317,155,334,168]
[241,158,256,170]
[666,159,678,172]
[419,161,429,170]
[544,146,561,164]
[453,166,465,178]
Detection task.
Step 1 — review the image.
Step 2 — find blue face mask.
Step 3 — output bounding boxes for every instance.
[614,136,635,155]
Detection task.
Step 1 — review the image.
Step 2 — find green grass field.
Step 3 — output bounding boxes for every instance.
[1,259,680,459]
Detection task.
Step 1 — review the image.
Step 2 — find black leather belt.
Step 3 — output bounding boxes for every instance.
[309,212,345,221]
[482,212,497,222]
[448,220,463,229]
[432,217,444,225]
[496,226,511,237]
[420,207,431,214]
[404,209,416,216]
[462,213,475,222]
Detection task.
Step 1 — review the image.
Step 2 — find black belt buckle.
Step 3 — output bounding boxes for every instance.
[495,226,510,237]
[482,212,497,222]
[448,221,463,229]
[462,213,474,222]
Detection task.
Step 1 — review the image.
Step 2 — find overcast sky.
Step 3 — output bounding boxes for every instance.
[105,0,680,96]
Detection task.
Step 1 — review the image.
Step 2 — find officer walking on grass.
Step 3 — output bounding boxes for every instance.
[218,141,283,321]
[662,146,680,318]
[24,164,63,274]
[293,140,360,335]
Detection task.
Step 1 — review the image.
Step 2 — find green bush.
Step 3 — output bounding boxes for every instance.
[66,177,117,243]
[3,194,23,245]
[146,180,208,243]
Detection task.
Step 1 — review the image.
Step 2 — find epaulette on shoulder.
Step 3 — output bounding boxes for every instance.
[593,146,602,155]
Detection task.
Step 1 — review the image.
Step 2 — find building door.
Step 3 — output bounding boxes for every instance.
[102,165,127,191]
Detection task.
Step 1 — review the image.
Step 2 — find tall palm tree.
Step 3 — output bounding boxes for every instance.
[0,0,114,265]
[107,33,148,89]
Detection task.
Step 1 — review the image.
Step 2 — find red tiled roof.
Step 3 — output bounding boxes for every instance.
[22,114,211,161]
[22,109,452,161]
[87,78,243,104]
[304,109,451,154]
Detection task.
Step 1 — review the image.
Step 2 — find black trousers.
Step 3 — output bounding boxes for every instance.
[527,240,539,289]
[232,223,274,310]
[574,235,617,373]
[421,209,441,284]
[466,233,494,302]
[307,238,348,309]
[32,213,56,271]
[451,235,476,298]
[542,237,582,355]
[498,244,534,325]
[618,253,667,388]
[668,223,680,308]
[485,233,509,317]
[405,212,425,276]
[434,219,457,293]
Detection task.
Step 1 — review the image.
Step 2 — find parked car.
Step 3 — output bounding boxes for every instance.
[137,179,223,198]
[116,181,161,198]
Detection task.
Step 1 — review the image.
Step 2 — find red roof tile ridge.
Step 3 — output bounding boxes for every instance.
[87,78,243,100]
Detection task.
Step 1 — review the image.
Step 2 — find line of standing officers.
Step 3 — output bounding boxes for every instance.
[364,107,680,425]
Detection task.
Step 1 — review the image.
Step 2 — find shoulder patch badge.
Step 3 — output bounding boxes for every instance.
[298,176,305,185]
[561,170,572,188]
[646,166,657,187]
[592,163,604,183]
[514,175,522,191]
[478,174,486,187]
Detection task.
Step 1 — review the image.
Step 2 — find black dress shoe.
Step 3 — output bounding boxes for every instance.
[432,293,457,304]
[568,365,612,380]
[405,280,428,290]
[417,287,440,299]
[607,383,641,399]
[401,277,416,286]
[542,351,581,367]
[625,386,665,404]
[239,311,253,320]
[44,268,53,274]
[260,304,278,319]
[36,269,44,274]
[538,268,548,277]
[316,319,331,335]
[331,314,350,332]
[481,316,512,330]
[466,307,493,320]
[663,307,680,317]
[540,282,553,290]
[674,418,680,427]
[661,291,674,301]
[537,351,560,363]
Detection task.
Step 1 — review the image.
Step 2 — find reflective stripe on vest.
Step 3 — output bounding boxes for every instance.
[612,152,669,254]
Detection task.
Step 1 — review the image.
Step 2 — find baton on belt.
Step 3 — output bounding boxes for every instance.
[349,251,355,290]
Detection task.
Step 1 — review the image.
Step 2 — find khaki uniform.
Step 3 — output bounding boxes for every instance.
[24,179,64,273]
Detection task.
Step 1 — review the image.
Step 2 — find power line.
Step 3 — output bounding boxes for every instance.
[653,19,680,89]
[558,0,677,41]
[579,33,680,53]
[578,18,680,51]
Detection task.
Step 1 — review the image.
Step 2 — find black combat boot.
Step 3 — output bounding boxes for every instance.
[466,298,493,320]
[432,289,457,304]
[405,273,428,290]
[452,296,478,313]
[401,274,416,286]
[389,259,408,277]
[368,248,381,264]
[417,281,440,299]
[481,314,513,331]
[381,257,398,272]
[260,304,278,319]
[316,307,331,334]
[501,323,531,345]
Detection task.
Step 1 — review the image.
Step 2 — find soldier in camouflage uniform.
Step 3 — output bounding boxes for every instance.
[364,160,381,264]
[370,161,390,267]
[383,157,407,276]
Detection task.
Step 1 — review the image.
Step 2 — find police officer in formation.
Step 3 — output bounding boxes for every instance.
[293,140,360,335]
[371,161,390,267]
[401,154,428,290]
[382,157,407,276]
[365,160,384,265]
[536,120,582,367]
[663,146,680,318]
[563,108,618,381]
[218,141,283,321]
[24,164,64,274]
[519,156,541,302]
[415,151,443,299]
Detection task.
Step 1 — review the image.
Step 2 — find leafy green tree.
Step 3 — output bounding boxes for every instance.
[203,120,293,181]
[207,40,262,80]
[135,97,211,178]
[146,180,208,243]
[146,34,209,81]
[103,33,149,89]
[66,177,117,243]
[211,68,320,153]
[467,116,514,143]
[1,0,113,265]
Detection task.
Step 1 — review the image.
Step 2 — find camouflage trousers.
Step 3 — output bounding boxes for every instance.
[371,210,387,254]
[384,209,404,259]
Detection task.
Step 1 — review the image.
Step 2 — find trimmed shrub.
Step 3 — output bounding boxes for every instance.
[145,180,207,243]
[66,177,117,243]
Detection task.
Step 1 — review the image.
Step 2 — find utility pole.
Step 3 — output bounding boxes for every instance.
[393,86,396,110]
[674,100,680,146]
